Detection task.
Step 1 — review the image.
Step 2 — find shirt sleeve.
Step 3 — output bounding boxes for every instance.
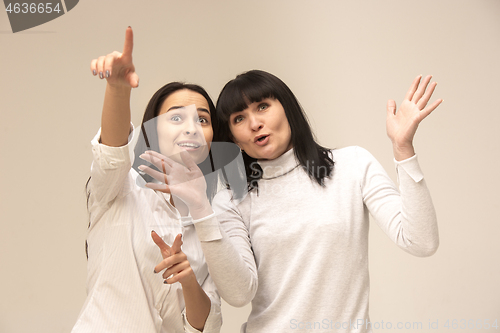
[88,124,138,212]
[357,146,439,257]
[193,189,258,307]
[182,274,222,333]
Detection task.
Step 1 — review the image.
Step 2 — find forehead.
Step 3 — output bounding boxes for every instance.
[160,89,209,114]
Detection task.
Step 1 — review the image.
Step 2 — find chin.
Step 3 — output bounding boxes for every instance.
[190,149,209,164]
[182,145,210,165]
[159,145,209,165]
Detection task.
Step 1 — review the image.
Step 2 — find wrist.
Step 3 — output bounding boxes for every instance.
[180,271,198,288]
[106,82,132,94]
[392,143,415,161]
[188,199,213,220]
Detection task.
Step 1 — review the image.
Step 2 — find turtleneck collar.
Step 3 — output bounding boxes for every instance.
[257,148,299,179]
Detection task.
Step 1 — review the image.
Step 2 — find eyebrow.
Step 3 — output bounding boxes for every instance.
[167,106,210,114]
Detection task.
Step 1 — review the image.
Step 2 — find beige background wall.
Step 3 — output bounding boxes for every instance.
[1,1,499,332]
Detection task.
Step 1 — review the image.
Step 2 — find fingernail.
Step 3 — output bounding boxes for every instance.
[154,269,157,274]
[128,26,131,28]
[92,69,97,76]
[99,72,103,79]
[105,70,110,78]
[138,165,145,171]
[163,280,168,284]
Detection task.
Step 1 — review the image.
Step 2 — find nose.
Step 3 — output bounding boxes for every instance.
[184,118,199,135]
[249,114,263,131]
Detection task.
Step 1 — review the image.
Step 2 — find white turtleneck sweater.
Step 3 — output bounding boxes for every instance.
[194,146,439,333]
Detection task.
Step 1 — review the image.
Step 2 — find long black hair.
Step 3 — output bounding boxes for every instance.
[216,70,334,191]
[86,82,220,258]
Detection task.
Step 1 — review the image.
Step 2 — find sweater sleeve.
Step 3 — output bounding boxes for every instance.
[193,189,258,307]
[357,146,439,257]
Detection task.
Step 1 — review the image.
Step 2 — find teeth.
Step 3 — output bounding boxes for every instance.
[178,143,200,148]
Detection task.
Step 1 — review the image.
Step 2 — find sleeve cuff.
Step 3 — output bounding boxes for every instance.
[394,154,424,183]
[182,297,222,333]
[193,216,223,242]
[182,310,202,333]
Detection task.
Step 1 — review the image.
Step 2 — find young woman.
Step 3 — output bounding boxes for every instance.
[141,70,441,333]
[72,27,222,333]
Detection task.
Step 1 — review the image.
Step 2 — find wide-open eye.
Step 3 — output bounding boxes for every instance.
[170,114,182,122]
[198,116,210,125]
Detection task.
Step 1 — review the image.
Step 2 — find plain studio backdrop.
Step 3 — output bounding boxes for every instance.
[1,1,499,332]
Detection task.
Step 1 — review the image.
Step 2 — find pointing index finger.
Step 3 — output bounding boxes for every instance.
[123,26,134,57]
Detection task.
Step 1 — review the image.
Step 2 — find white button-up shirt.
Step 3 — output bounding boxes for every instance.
[72,127,221,333]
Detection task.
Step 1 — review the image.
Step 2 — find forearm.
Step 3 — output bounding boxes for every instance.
[396,157,439,256]
[359,147,438,257]
[100,83,132,147]
[182,276,211,331]
[194,216,257,307]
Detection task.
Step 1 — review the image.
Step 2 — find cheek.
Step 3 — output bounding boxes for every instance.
[229,126,245,144]
[203,128,213,144]
[157,124,178,145]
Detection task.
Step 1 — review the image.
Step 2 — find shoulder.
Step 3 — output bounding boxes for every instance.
[212,188,233,212]
[213,188,251,220]
[329,146,376,165]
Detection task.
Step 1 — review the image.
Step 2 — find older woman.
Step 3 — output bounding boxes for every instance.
[142,69,441,333]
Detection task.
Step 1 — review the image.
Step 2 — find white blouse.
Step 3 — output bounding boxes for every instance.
[72,126,222,333]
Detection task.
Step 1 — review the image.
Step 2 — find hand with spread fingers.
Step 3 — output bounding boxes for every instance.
[151,231,197,286]
[138,150,211,215]
[90,26,139,88]
[386,75,443,161]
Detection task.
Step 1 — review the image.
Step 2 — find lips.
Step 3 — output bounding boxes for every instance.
[254,134,269,142]
[254,134,270,146]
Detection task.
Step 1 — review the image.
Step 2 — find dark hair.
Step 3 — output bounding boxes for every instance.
[86,82,219,258]
[216,70,334,191]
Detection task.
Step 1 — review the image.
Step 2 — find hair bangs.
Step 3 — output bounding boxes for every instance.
[217,72,276,122]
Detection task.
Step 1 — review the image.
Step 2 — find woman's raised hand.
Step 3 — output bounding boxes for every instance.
[138,150,211,216]
[386,75,443,161]
[90,27,139,88]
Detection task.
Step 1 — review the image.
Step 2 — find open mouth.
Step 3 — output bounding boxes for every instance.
[255,135,269,142]
[177,142,201,149]
[254,134,270,146]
